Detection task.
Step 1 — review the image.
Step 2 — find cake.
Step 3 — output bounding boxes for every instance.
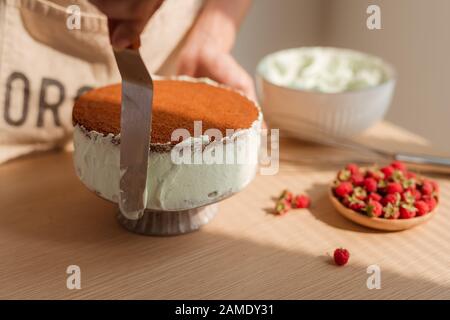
[72,77,262,212]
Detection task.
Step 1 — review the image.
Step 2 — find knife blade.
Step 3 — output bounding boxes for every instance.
[113,45,153,220]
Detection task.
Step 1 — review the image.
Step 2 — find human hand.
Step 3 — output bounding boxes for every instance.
[177,45,256,101]
[176,0,255,101]
[89,0,164,49]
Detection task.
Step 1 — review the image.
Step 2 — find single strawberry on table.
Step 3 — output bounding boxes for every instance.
[333,248,350,266]
[274,199,291,215]
[278,189,293,202]
[292,194,310,209]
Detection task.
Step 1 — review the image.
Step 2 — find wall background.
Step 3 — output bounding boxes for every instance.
[233,0,450,152]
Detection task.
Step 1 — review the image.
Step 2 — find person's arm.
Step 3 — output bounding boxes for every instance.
[177,0,255,99]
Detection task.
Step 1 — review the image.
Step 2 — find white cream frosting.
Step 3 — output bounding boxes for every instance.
[258,47,392,93]
[73,77,262,212]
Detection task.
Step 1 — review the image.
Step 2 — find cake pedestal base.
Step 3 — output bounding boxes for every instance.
[117,204,219,236]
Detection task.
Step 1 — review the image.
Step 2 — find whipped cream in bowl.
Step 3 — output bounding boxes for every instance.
[256,47,396,140]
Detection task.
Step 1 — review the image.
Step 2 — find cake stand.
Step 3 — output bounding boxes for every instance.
[87,185,241,236]
[116,202,221,236]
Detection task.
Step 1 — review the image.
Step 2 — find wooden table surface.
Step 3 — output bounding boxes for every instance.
[1,122,449,299]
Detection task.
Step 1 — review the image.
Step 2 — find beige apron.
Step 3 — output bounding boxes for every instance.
[0,0,203,164]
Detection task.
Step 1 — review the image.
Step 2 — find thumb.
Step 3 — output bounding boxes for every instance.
[206,54,256,101]
[109,19,147,49]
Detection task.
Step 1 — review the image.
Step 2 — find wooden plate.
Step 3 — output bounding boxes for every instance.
[328,188,437,231]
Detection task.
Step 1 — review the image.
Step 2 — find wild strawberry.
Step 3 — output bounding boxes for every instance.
[335,182,353,197]
[363,177,378,193]
[383,203,400,219]
[342,196,352,208]
[381,166,395,179]
[407,188,421,200]
[278,189,293,202]
[415,200,430,216]
[350,202,366,212]
[353,187,367,200]
[333,248,350,266]
[348,197,366,212]
[423,196,437,211]
[386,182,403,194]
[391,170,405,183]
[400,203,417,219]
[402,178,416,190]
[431,180,440,193]
[351,173,365,186]
[377,179,388,189]
[382,193,401,207]
[366,169,384,182]
[391,160,407,172]
[421,180,434,196]
[275,199,291,215]
[368,192,382,202]
[337,169,351,181]
[293,194,310,209]
[365,200,383,217]
[406,171,417,179]
[401,191,416,204]
[346,163,360,175]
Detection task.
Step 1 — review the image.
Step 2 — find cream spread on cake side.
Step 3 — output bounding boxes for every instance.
[73,77,262,211]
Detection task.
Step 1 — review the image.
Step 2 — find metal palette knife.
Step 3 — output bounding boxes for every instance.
[113,43,153,220]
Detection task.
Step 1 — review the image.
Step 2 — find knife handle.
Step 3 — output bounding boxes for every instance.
[395,153,450,175]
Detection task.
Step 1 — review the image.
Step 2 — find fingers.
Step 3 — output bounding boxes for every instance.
[90,0,163,20]
[206,53,256,101]
[176,51,198,77]
[90,0,164,49]
[178,50,256,101]
[110,19,147,49]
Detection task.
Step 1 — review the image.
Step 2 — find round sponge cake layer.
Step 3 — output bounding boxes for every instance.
[73,79,259,144]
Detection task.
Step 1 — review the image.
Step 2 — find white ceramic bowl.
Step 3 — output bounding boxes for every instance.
[256,47,396,140]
